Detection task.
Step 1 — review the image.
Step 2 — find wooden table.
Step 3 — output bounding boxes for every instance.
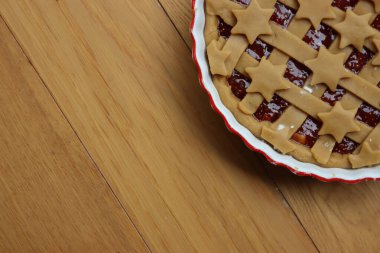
[0,1,380,252]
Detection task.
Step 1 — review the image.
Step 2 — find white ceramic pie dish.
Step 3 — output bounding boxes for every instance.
[190,0,380,183]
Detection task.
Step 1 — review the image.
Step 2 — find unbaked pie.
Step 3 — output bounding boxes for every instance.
[204,0,380,168]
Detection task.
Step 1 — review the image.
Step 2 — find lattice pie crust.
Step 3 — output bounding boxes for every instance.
[205,0,380,168]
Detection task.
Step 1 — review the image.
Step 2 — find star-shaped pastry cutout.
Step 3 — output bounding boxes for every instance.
[231,0,274,44]
[205,0,240,25]
[333,10,377,50]
[207,40,231,76]
[318,102,360,143]
[245,58,290,101]
[369,0,380,12]
[296,0,336,28]
[373,39,380,66]
[349,142,380,168]
[305,47,352,91]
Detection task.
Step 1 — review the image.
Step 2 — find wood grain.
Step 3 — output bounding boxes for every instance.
[0,18,149,253]
[159,1,380,252]
[266,161,380,253]
[158,0,193,48]
[0,0,317,252]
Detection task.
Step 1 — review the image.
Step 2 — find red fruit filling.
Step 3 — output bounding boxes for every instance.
[217,18,232,39]
[344,47,375,74]
[291,117,322,148]
[233,0,250,5]
[227,70,251,100]
[332,0,359,10]
[303,24,338,50]
[254,95,290,122]
[355,103,380,128]
[321,87,346,106]
[246,39,274,61]
[270,2,296,28]
[284,58,311,87]
[333,137,359,154]
[372,14,380,31]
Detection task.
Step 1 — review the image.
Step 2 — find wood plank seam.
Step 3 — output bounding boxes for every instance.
[154,0,321,250]
[150,5,319,248]
[0,14,154,253]
[1,3,197,251]
[57,1,317,251]
[53,3,200,251]
[0,0,322,251]
[259,157,321,252]
[52,2,283,252]
[156,0,191,50]
[0,2,200,251]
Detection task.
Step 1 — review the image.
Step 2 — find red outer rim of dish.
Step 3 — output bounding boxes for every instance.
[190,0,380,184]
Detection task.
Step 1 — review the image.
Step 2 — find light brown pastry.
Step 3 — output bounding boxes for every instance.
[205,0,380,168]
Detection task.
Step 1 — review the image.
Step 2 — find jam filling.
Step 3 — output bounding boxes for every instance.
[227,70,251,100]
[254,95,290,122]
[332,0,359,10]
[270,2,296,28]
[246,39,274,61]
[232,0,250,6]
[343,48,377,127]
[355,102,380,128]
[291,117,322,148]
[303,24,338,50]
[344,47,375,74]
[372,14,380,31]
[333,137,359,154]
[218,18,232,39]
[284,58,311,87]
[320,87,346,106]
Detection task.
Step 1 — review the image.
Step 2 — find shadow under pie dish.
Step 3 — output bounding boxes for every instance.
[191,0,380,181]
